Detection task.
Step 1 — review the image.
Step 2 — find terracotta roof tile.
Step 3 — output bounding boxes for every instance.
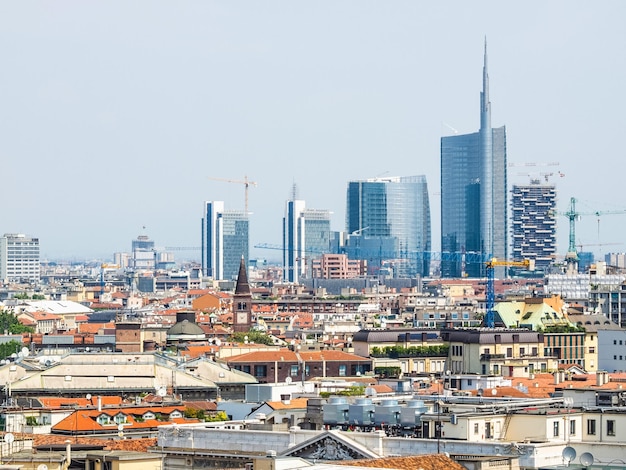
[266,398,308,410]
[28,434,157,452]
[340,454,466,470]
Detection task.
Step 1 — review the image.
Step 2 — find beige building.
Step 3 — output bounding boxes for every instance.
[443,328,559,377]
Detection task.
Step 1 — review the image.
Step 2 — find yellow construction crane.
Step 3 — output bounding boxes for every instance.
[207,175,257,213]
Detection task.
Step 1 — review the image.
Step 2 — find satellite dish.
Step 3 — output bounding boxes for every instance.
[117,423,124,431]
[562,446,576,463]
[215,339,222,347]
[285,377,292,384]
[580,452,594,466]
[86,394,92,400]
[477,388,484,397]
[491,389,498,396]
[37,465,48,470]
[4,433,14,444]
[157,387,166,397]
[21,347,29,357]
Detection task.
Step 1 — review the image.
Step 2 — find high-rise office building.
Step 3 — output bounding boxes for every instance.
[283,199,331,283]
[511,181,557,273]
[345,176,431,277]
[202,201,249,280]
[131,235,155,271]
[0,233,40,284]
[441,41,507,278]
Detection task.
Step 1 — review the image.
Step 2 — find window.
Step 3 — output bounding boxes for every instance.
[290,365,299,377]
[254,365,267,378]
[338,365,347,377]
[474,423,479,434]
[589,347,595,354]
[520,347,526,356]
[570,419,576,436]
[607,420,616,436]
[532,347,538,356]
[506,347,513,358]
[587,419,596,435]
[553,421,560,437]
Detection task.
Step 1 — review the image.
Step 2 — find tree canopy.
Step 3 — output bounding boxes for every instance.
[0,310,34,334]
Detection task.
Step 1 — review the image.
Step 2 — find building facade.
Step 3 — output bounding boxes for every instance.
[283,199,331,283]
[511,181,557,273]
[442,328,558,376]
[202,201,249,280]
[440,42,507,278]
[0,233,40,284]
[311,254,367,279]
[345,176,431,277]
[131,234,155,271]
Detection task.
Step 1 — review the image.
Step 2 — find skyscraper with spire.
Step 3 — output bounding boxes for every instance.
[440,41,507,278]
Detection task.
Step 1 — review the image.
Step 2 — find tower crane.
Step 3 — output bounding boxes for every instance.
[100,263,120,298]
[207,175,257,213]
[552,197,626,271]
[484,258,534,328]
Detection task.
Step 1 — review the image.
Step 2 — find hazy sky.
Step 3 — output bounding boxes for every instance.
[1,2,625,263]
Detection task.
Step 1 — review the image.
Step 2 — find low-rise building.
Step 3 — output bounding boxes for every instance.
[442,328,559,377]
[226,349,372,384]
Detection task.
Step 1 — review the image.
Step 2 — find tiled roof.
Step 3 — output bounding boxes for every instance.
[266,398,308,410]
[181,345,218,359]
[340,454,466,470]
[29,434,157,452]
[370,384,394,394]
[226,349,370,363]
[184,401,218,411]
[188,289,211,296]
[78,322,115,334]
[23,311,61,321]
[38,396,123,409]
[52,405,197,432]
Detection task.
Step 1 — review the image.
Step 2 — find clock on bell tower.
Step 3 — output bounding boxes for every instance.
[233,256,252,332]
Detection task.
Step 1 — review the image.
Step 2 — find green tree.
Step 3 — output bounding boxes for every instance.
[230,330,274,345]
[0,340,23,360]
[205,411,228,422]
[0,310,34,334]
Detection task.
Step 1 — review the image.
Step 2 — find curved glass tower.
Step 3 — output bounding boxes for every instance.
[346,175,431,277]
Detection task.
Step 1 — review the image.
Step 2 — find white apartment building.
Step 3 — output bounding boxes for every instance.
[0,233,40,284]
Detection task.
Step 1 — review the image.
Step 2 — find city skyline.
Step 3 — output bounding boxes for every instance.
[1,3,625,261]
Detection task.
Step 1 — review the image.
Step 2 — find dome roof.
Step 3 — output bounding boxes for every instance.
[167,319,206,341]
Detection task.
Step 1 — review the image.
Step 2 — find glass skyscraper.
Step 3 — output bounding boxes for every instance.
[345,175,431,277]
[202,201,249,281]
[283,199,331,283]
[441,41,507,278]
